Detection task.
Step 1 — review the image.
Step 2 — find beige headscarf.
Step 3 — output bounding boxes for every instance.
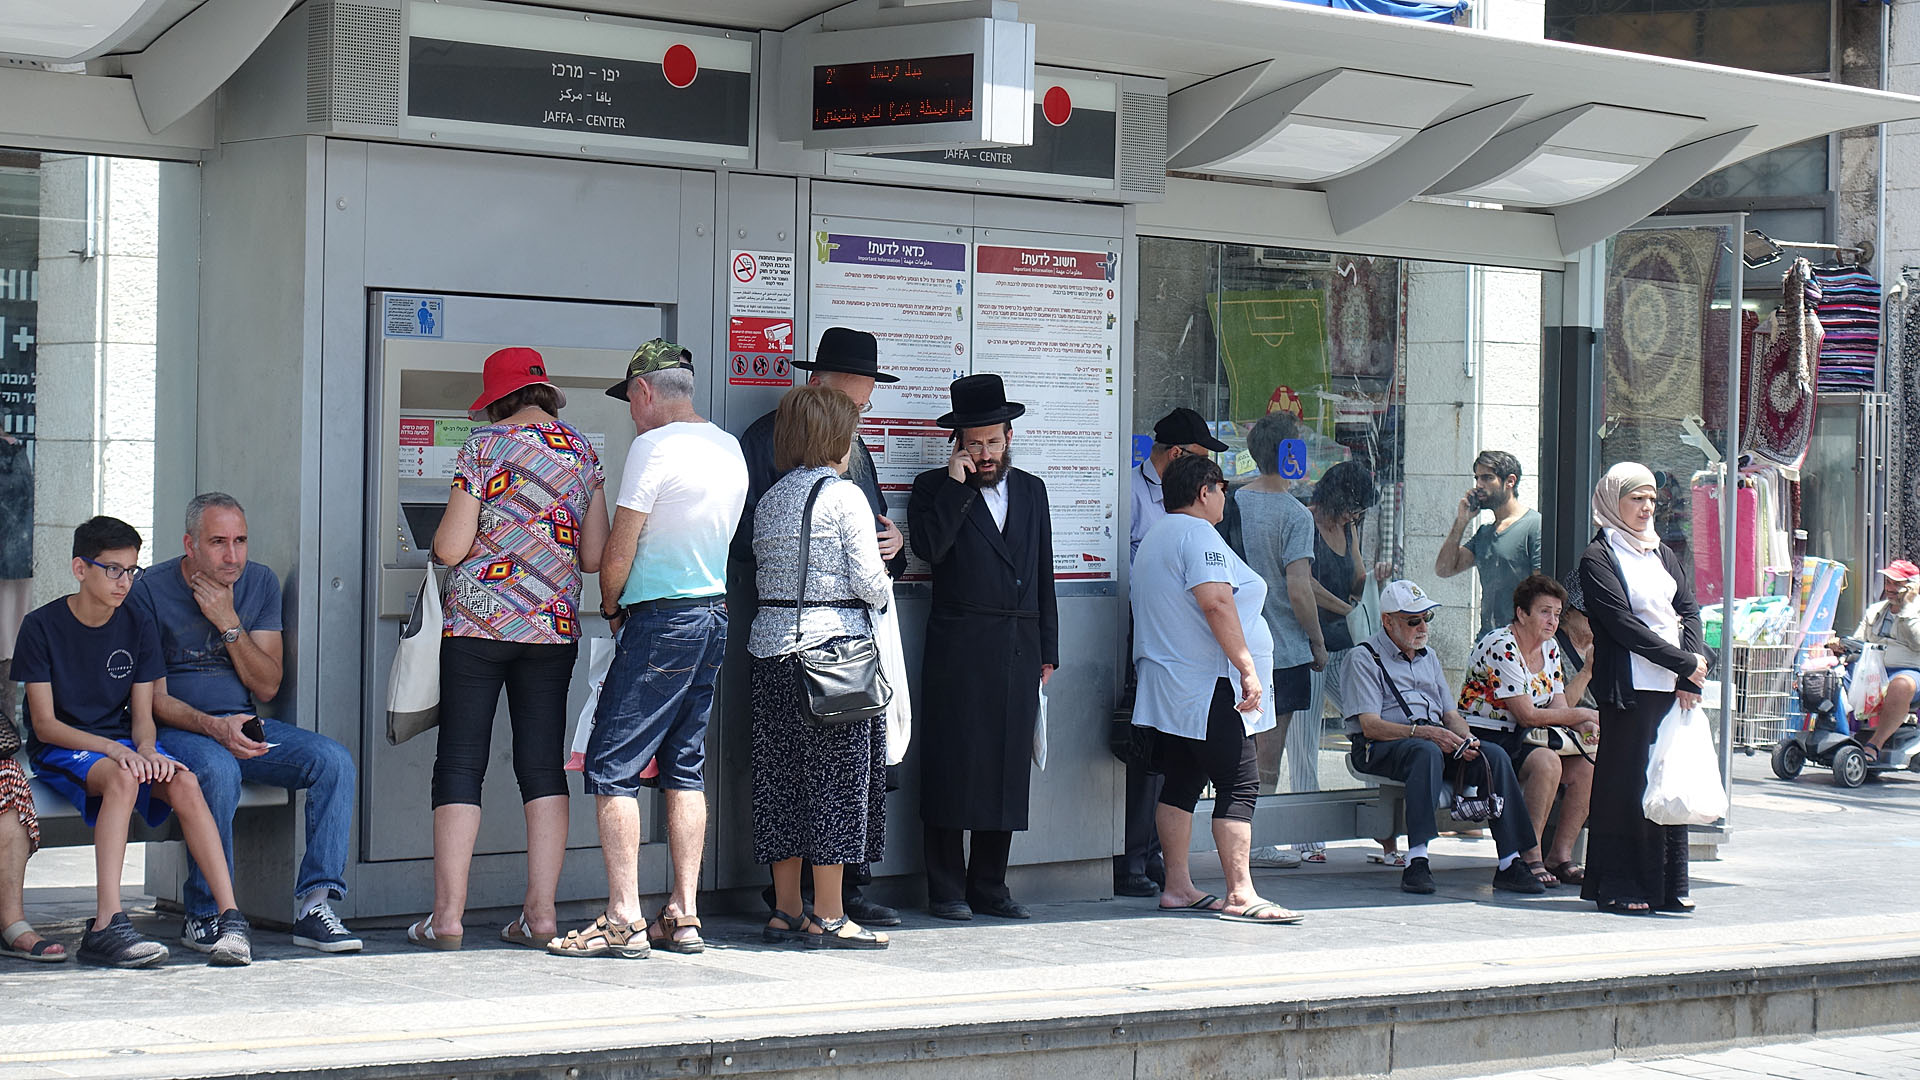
[1592,461,1660,553]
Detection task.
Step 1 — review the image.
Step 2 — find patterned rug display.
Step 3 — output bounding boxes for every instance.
[1896,287,1920,560]
[1743,259,1822,470]
[1602,227,1723,422]
[1701,308,1758,433]
[1326,256,1401,383]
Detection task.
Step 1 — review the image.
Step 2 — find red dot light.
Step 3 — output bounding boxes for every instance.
[663,44,698,88]
[1042,85,1072,126]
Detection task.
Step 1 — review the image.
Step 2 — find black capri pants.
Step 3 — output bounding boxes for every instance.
[1154,678,1261,824]
[432,635,578,808]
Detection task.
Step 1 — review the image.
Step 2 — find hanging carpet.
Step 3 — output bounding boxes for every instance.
[1602,228,1721,422]
[1742,258,1822,470]
[1810,265,1879,393]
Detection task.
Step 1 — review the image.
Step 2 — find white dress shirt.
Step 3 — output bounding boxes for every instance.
[980,477,1008,530]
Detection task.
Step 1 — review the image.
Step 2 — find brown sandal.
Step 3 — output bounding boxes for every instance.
[1525,861,1561,888]
[546,915,648,959]
[647,910,706,954]
[1547,860,1586,885]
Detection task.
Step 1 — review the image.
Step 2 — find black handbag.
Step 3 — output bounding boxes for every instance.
[792,475,892,728]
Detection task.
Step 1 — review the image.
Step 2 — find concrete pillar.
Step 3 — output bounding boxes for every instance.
[33,155,160,599]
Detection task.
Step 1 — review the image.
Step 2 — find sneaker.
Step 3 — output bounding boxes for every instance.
[1249,845,1303,869]
[79,913,170,969]
[208,909,253,967]
[1492,860,1548,895]
[1401,857,1436,895]
[179,913,220,954]
[291,901,363,953]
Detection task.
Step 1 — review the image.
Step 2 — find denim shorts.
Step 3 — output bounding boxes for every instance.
[584,600,728,795]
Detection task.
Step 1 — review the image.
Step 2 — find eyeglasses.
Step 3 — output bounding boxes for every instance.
[83,557,143,581]
[855,400,874,414]
[1396,612,1434,626]
[963,438,1008,455]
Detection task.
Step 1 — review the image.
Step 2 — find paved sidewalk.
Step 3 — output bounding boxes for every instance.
[2,756,1917,1079]
[1465,1030,1920,1079]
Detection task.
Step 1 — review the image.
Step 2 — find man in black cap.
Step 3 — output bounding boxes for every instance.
[731,327,903,928]
[908,374,1058,920]
[1114,407,1230,897]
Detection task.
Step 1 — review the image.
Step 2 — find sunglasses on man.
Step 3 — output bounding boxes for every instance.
[1396,612,1434,626]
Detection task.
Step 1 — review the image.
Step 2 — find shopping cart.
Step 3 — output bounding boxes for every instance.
[1728,642,1797,754]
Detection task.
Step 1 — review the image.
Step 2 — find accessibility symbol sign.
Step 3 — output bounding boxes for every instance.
[1278,438,1309,480]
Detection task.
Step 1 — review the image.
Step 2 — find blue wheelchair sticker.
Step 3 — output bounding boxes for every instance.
[1278,438,1309,480]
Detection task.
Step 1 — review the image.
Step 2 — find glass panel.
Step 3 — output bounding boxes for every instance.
[1683,139,1828,202]
[1134,239,1559,808]
[0,152,190,646]
[1546,0,1831,76]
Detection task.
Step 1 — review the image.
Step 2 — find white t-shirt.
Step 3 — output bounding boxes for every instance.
[616,421,748,604]
[1129,513,1275,740]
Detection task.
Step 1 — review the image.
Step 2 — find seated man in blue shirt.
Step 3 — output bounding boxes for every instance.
[1342,579,1542,897]
[129,493,361,953]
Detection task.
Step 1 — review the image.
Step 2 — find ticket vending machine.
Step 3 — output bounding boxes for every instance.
[361,292,663,897]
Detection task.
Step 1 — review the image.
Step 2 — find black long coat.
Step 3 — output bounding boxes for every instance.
[908,467,1059,832]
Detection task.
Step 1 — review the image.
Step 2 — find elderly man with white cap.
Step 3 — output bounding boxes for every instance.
[1341,579,1542,896]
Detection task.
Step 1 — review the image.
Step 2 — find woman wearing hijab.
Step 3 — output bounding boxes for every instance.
[1577,462,1708,916]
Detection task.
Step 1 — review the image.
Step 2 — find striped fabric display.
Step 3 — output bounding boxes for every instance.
[1810,266,1880,392]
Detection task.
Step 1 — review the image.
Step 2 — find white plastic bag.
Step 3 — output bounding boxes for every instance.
[875,600,913,766]
[1642,702,1728,826]
[1847,645,1891,727]
[1032,683,1049,770]
[565,636,618,771]
[386,566,443,745]
[1345,572,1381,646]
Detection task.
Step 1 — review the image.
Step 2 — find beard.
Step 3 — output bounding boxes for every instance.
[966,448,1013,488]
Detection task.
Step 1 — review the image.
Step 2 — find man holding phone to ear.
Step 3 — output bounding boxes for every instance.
[130,493,360,954]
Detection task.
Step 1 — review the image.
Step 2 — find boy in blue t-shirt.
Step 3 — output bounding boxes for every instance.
[14,517,253,968]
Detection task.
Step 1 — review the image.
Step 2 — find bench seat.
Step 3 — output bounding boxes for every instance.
[10,752,289,848]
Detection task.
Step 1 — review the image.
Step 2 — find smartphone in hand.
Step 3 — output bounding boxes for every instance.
[241,717,266,743]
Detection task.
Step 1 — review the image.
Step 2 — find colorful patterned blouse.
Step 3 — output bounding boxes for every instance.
[444,421,603,644]
[1457,625,1564,732]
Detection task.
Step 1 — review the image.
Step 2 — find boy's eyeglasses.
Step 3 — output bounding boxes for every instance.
[83,558,143,581]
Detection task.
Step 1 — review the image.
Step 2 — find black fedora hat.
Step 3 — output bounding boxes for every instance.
[791,327,900,383]
[936,373,1026,430]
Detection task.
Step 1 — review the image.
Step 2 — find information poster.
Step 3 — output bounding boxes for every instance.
[727,248,796,387]
[973,239,1122,581]
[810,223,971,580]
[805,220,1122,587]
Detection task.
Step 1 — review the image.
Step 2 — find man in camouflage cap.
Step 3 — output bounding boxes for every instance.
[552,338,747,959]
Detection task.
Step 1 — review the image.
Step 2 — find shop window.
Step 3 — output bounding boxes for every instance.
[1545,0,1832,76]
[1134,238,1559,804]
[1681,138,1828,203]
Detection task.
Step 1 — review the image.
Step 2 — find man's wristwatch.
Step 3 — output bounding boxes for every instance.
[220,626,243,644]
[601,605,624,620]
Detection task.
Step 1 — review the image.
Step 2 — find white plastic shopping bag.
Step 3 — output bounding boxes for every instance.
[566,637,617,772]
[1345,573,1382,646]
[1642,702,1728,826]
[1032,683,1049,770]
[875,600,913,766]
[1847,645,1891,726]
[385,566,443,745]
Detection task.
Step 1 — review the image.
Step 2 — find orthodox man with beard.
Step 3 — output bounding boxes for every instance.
[908,374,1058,921]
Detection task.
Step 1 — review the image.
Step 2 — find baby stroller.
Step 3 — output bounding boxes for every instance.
[1771,638,1920,787]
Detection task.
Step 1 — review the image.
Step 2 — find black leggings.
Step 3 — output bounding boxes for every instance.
[432,636,577,808]
[1155,679,1261,823]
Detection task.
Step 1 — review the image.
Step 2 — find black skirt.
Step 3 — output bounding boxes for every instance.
[1581,690,1689,906]
[749,644,888,867]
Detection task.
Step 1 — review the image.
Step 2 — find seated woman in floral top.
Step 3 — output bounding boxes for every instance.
[1458,573,1600,889]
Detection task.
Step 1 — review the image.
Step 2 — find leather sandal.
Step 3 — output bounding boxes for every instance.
[547,914,648,959]
[806,913,888,950]
[763,909,809,945]
[1525,860,1561,888]
[404,918,461,951]
[647,910,706,954]
[1547,860,1586,885]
